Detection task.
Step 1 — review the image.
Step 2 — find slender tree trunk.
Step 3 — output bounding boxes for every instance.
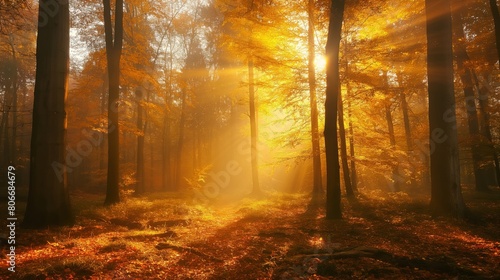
[18,76,27,163]
[426,0,466,217]
[325,0,345,220]
[249,58,261,196]
[453,11,490,192]
[347,91,358,190]
[163,72,172,191]
[135,89,145,194]
[163,52,173,191]
[0,94,8,164]
[396,74,416,189]
[486,0,500,186]
[103,0,123,205]
[162,114,171,190]
[176,88,187,190]
[23,0,73,228]
[9,39,18,164]
[383,71,400,192]
[399,89,412,160]
[146,90,153,189]
[472,73,500,188]
[344,42,358,192]
[490,0,500,62]
[1,62,13,166]
[3,101,10,165]
[99,78,107,171]
[338,89,354,196]
[308,0,323,198]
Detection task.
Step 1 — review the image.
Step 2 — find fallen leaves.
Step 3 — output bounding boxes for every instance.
[1,191,499,279]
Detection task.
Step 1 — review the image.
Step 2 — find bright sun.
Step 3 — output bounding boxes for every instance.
[314,54,327,71]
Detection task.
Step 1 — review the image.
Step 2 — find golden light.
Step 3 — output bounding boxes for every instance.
[314,54,327,71]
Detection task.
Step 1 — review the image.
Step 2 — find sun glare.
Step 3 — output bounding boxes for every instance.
[314,54,327,71]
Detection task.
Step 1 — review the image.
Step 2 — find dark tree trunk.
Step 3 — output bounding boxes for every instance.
[344,45,358,192]
[426,0,466,218]
[23,0,73,228]
[347,92,358,191]
[18,76,27,164]
[396,74,416,189]
[9,40,18,164]
[162,114,171,190]
[99,77,107,171]
[324,0,345,220]
[473,74,500,188]
[453,11,490,192]
[486,0,500,186]
[3,100,10,165]
[308,0,323,197]
[175,88,187,190]
[103,0,123,205]
[382,71,400,192]
[163,71,173,191]
[135,89,145,194]
[338,89,354,196]
[490,0,500,63]
[385,103,400,192]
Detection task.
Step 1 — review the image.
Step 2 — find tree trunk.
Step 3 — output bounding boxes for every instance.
[338,89,354,196]
[23,0,73,228]
[344,43,358,193]
[396,74,416,189]
[382,71,400,192]
[99,77,107,171]
[103,0,123,205]
[163,76,172,191]
[0,95,8,166]
[453,10,490,192]
[426,0,466,218]
[473,73,500,188]
[347,91,358,191]
[162,114,171,190]
[324,0,345,220]
[163,52,174,191]
[135,89,145,194]
[18,76,27,166]
[9,39,18,164]
[3,101,10,165]
[1,61,13,166]
[308,0,323,197]
[490,0,500,63]
[175,88,187,190]
[486,0,500,186]
[249,58,261,196]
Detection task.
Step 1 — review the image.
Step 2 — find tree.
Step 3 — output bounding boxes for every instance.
[382,70,400,192]
[308,0,323,199]
[135,88,145,194]
[426,0,466,217]
[453,5,491,192]
[246,1,262,197]
[23,0,73,228]
[248,57,261,196]
[325,0,345,219]
[0,0,30,35]
[338,88,354,196]
[103,0,124,205]
[490,0,500,63]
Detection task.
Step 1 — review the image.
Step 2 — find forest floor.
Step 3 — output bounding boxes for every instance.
[1,187,500,279]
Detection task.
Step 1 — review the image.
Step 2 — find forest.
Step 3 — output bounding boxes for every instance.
[1,0,500,279]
